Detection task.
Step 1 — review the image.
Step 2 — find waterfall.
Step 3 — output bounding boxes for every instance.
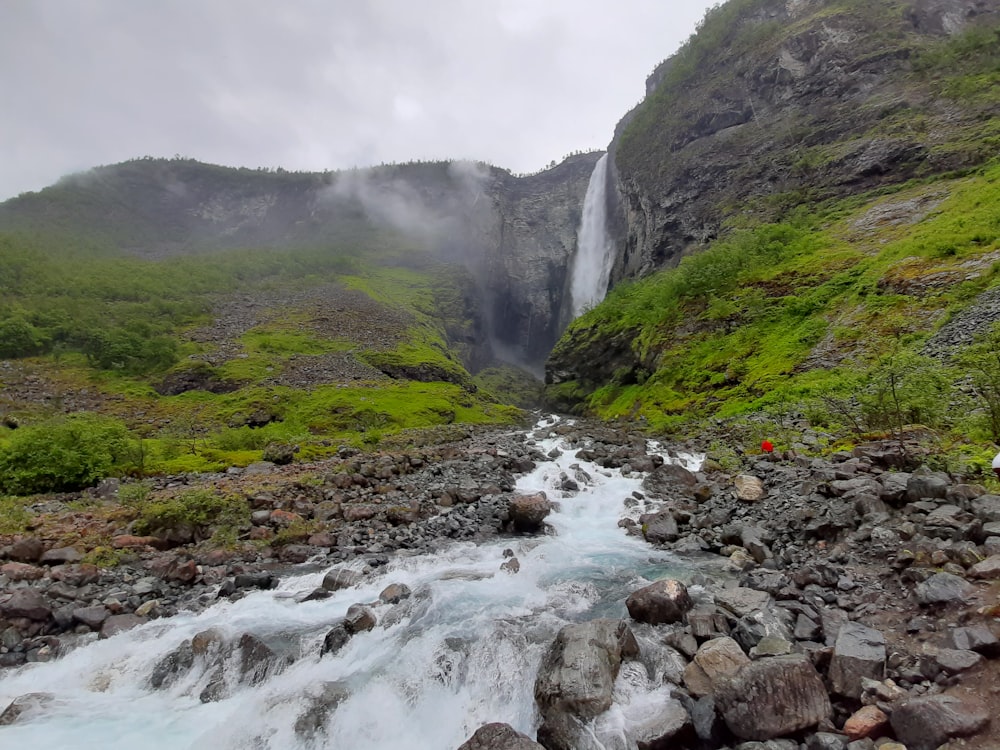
[0,417,707,750]
[570,154,615,317]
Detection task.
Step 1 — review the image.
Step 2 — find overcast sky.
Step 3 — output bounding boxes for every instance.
[0,1,716,201]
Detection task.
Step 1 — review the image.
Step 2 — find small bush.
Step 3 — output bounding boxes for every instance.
[132,488,247,537]
[0,413,135,495]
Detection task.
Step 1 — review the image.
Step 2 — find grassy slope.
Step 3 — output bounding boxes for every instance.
[0,226,523,484]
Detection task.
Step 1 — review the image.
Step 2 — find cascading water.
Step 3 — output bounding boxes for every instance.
[0,417,706,750]
[569,154,615,317]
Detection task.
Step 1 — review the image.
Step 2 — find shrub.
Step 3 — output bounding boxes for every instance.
[132,488,247,537]
[0,413,135,494]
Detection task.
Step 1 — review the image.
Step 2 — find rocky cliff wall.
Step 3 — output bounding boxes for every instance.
[608,0,1000,282]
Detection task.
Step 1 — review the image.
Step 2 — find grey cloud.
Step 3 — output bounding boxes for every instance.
[0,0,716,200]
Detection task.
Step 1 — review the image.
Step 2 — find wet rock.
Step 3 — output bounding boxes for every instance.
[629,697,694,749]
[293,681,350,739]
[321,567,363,591]
[99,613,147,639]
[234,571,275,590]
[626,580,693,625]
[715,655,832,741]
[0,589,51,621]
[534,618,638,722]
[735,475,766,503]
[915,572,974,605]
[458,722,545,750]
[238,632,284,685]
[150,640,194,689]
[500,557,521,574]
[829,622,886,699]
[379,583,412,604]
[0,692,55,725]
[344,604,376,633]
[508,492,552,532]
[890,693,990,750]
[321,621,351,657]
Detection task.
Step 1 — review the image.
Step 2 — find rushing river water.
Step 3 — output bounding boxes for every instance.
[0,417,705,749]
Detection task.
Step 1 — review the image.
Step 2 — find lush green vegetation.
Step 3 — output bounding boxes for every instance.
[550,161,1000,452]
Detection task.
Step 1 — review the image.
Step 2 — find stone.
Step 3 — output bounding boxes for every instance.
[150,640,194,689]
[457,722,544,750]
[945,624,1000,657]
[906,472,950,502]
[71,605,110,630]
[321,567,363,591]
[321,621,351,657]
[642,463,699,498]
[715,655,832,740]
[640,510,679,544]
[915,572,974,605]
[39,547,84,565]
[715,587,770,618]
[293,681,350,739]
[829,622,886,699]
[49,563,100,586]
[692,636,750,691]
[628,697,693,750]
[0,589,51,621]
[238,632,283,685]
[972,493,1000,522]
[0,561,45,581]
[968,554,1000,579]
[8,537,44,562]
[935,648,983,674]
[807,734,849,750]
[735,475,766,503]
[234,571,275,590]
[99,613,147,639]
[344,604,376,633]
[0,693,54,725]
[890,693,990,750]
[843,705,888,740]
[534,619,638,722]
[378,583,412,604]
[626,579,693,625]
[508,492,552,532]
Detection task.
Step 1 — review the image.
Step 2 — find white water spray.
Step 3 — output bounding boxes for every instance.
[570,154,615,317]
[0,418,707,750]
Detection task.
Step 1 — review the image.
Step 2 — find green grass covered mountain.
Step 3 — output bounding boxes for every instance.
[547,0,1000,471]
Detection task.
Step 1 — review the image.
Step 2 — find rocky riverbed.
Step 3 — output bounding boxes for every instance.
[2,418,999,749]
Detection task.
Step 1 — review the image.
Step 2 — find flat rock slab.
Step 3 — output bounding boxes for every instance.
[916,572,974,605]
[715,587,770,618]
[890,693,990,750]
[716,655,831,740]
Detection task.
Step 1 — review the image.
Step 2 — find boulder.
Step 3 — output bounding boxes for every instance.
[321,567,363,592]
[640,511,679,544]
[8,537,44,563]
[945,624,1000,657]
[458,723,544,750]
[0,693,54,725]
[972,494,1000,522]
[915,572,974,605]
[534,618,638,722]
[628,697,694,750]
[692,636,750,692]
[890,694,990,750]
[715,655,832,740]
[150,640,195,689]
[71,605,111,630]
[508,492,552,532]
[378,583,412,604]
[321,621,351,657]
[734,475,766,503]
[829,622,886,699]
[0,562,44,581]
[344,604,376,633]
[968,554,1000,579]
[0,589,51,621]
[626,580,693,625]
[843,705,888,740]
[905,471,950,502]
[39,547,84,565]
[642,463,699,499]
[99,614,147,639]
[714,587,770,618]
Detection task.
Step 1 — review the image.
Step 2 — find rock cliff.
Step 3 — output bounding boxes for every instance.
[609,0,1000,280]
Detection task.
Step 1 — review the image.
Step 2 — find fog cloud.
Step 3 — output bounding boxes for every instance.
[0,1,716,201]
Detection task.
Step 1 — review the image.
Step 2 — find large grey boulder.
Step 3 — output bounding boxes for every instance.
[692,637,750,692]
[627,697,693,749]
[972,493,1000,522]
[829,622,886,699]
[890,693,990,750]
[905,471,950,502]
[945,624,1000,656]
[915,572,974,605]
[642,463,699,499]
[626,580,693,625]
[715,656,832,741]
[321,567,363,592]
[640,511,679,544]
[0,589,51,621]
[458,723,544,750]
[534,618,638,722]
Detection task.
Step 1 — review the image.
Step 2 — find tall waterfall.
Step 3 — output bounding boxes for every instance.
[570,154,615,317]
[0,417,707,750]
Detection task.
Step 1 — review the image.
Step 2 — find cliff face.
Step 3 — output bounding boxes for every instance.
[0,153,601,370]
[609,0,1000,281]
